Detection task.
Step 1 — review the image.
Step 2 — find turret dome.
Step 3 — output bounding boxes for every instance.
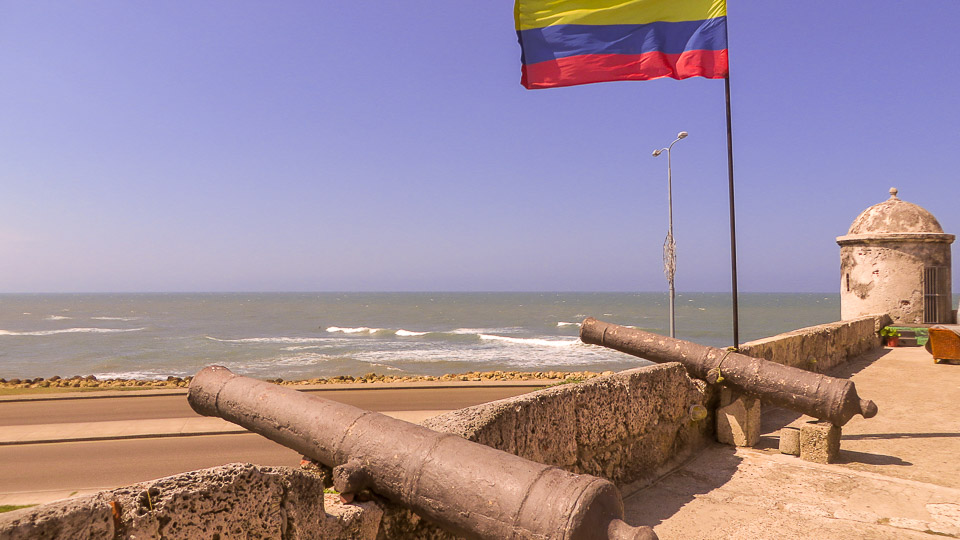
[847,187,944,235]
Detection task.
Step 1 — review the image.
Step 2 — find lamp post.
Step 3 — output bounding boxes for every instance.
[652,131,688,338]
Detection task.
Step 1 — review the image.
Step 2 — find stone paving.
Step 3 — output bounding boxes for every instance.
[624,346,960,539]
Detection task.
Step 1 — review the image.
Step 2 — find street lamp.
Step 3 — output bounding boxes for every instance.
[652,131,688,338]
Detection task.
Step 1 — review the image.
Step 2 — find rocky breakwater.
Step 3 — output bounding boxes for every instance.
[0,370,614,391]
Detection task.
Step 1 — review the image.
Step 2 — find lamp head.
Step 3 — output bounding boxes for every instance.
[677,131,688,139]
[652,149,662,157]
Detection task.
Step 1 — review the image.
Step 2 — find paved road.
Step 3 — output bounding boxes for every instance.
[0,434,301,497]
[0,386,536,426]
[0,385,538,503]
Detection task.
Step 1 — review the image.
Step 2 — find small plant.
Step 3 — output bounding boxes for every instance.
[0,505,36,513]
[880,327,900,338]
[545,377,584,388]
[880,326,901,346]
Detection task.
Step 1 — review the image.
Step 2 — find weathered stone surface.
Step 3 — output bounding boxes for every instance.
[716,388,761,447]
[422,362,717,492]
[779,426,801,455]
[847,188,945,235]
[326,493,383,540]
[739,315,890,373]
[377,505,462,540]
[0,463,382,540]
[0,496,114,540]
[800,421,841,464]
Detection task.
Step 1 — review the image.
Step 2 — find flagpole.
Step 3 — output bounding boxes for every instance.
[724,70,740,348]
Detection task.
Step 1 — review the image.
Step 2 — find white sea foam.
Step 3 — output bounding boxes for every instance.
[326,326,379,334]
[450,328,485,335]
[370,362,403,371]
[478,334,580,348]
[91,371,171,381]
[272,354,332,366]
[0,327,145,337]
[45,315,72,321]
[325,326,425,337]
[451,327,524,335]
[557,322,581,327]
[232,353,333,371]
[348,343,618,367]
[206,336,328,344]
[395,329,428,337]
[92,316,141,321]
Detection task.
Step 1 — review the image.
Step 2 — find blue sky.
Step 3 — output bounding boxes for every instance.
[1,1,958,293]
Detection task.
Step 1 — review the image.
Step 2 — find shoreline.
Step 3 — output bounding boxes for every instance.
[0,369,613,395]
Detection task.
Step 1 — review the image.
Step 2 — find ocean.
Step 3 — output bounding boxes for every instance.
[0,292,870,380]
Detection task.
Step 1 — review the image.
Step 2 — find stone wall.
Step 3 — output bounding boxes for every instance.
[0,463,382,540]
[738,314,891,372]
[422,362,716,494]
[839,240,952,324]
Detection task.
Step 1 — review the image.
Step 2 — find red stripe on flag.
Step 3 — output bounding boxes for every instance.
[521,49,728,89]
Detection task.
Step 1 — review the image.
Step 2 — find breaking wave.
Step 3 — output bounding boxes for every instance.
[478,335,581,348]
[0,327,145,337]
[326,326,381,335]
[395,329,428,337]
[326,327,429,337]
[90,370,171,381]
[205,336,329,344]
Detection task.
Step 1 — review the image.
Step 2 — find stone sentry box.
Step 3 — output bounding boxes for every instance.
[837,187,955,324]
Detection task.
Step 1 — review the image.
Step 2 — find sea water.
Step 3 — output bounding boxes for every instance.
[0,292,887,380]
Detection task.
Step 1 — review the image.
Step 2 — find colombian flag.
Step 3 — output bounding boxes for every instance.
[516,0,728,89]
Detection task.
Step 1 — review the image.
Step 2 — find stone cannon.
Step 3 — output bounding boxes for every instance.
[188,366,656,540]
[580,318,877,426]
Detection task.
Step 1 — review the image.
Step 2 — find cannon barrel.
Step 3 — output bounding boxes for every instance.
[188,366,656,540]
[580,318,877,426]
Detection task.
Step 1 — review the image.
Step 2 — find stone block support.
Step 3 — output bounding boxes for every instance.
[716,388,761,447]
[779,426,801,455]
[800,420,841,464]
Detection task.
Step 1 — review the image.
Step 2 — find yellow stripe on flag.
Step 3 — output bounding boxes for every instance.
[516,0,726,31]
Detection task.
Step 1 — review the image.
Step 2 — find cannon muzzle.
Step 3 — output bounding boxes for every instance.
[580,318,877,426]
[189,365,656,540]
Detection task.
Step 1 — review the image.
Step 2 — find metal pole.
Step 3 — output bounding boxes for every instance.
[720,7,740,349]
[653,132,686,339]
[725,74,739,348]
[666,144,675,338]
